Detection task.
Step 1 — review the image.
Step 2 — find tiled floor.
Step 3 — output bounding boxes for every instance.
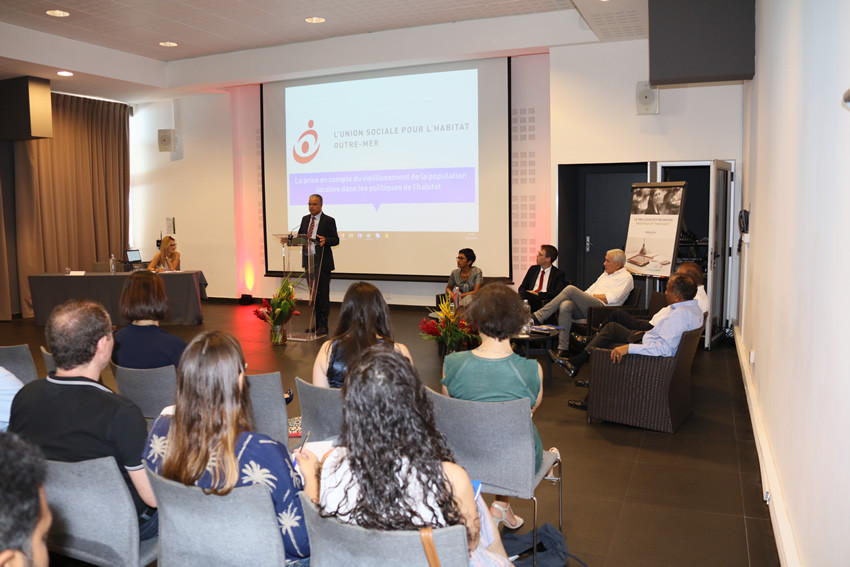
[2,301,779,566]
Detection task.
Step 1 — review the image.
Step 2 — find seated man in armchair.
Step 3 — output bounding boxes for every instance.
[517,245,568,313]
[557,274,703,410]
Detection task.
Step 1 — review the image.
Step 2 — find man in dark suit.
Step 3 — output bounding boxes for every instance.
[299,193,339,335]
[518,244,567,313]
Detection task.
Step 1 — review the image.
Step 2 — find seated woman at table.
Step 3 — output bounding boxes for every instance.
[442,283,557,531]
[312,282,412,388]
[144,331,310,565]
[446,248,482,307]
[112,271,187,369]
[147,235,180,272]
[296,347,511,566]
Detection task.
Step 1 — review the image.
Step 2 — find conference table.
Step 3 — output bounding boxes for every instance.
[29,271,208,326]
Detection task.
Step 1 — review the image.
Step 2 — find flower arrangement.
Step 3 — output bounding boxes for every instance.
[253,274,304,344]
[419,293,479,353]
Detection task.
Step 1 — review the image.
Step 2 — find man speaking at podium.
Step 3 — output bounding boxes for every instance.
[299,194,339,335]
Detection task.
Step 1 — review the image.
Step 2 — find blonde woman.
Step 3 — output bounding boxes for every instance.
[147,235,181,272]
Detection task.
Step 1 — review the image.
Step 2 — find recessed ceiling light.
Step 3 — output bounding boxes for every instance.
[305,16,325,24]
[46,9,70,17]
[159,41,178,47]
[57,71,73,77]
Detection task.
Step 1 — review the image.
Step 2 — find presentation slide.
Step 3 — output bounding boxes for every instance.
[262,58,510,279]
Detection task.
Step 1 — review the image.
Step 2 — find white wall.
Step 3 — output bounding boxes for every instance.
[129,93,239,298]
[737,0,850,564]
[550,40,743,166]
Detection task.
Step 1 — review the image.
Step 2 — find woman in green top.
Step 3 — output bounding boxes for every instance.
[442,283,556,531]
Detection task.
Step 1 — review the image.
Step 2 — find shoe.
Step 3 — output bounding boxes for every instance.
[574,379,589,388]
[531,314,541,325]
[568,398,588,410]
[284,388,294,405]
[544,447,561,481]
[549,350,578,378]
[490,501,524,530]
[570,332,589,346]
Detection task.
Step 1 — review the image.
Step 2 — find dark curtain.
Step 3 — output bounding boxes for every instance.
[7,93,130,319]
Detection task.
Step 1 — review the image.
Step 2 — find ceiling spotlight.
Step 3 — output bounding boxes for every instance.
[57,71,74,77]
[46,9,70,17]
[159,41,178,47]
[305,16,325,24]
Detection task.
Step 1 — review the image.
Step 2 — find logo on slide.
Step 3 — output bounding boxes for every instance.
[293,120,320,164]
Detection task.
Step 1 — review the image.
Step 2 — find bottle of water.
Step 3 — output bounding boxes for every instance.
[452,286,460,311]
[109,253,116,274]
[521,299,532,335]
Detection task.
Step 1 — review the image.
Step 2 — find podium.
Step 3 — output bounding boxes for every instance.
[273,233,325,341]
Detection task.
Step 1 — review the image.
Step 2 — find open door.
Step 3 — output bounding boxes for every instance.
[657,160,735,349]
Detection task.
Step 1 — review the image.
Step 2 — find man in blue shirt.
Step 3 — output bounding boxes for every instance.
[558,274,703,410]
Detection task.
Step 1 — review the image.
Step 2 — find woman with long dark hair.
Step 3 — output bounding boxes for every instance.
[297,347,510,566]
[144,331,310,565]
[312,282,412,388]
[112,270,186,368]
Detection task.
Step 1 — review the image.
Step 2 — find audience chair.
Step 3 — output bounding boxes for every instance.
[111,363,177,419]
[145,465,285,566]
[298,492,469,567]
[586,326,703,433]
[44,457,158,567]
[246,371,289,443]
[295,376,343,441]
[426,390,561,566]
[40,345,57,375]
[0,344,38,384]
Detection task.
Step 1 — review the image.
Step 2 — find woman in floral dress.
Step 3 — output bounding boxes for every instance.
[144,330,310,565]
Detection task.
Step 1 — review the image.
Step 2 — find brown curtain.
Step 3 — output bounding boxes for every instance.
[13,93,130,318]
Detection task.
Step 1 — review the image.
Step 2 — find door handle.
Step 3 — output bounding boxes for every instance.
[586,236,592,252]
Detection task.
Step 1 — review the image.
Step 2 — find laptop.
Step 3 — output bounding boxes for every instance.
[126,249,142,263]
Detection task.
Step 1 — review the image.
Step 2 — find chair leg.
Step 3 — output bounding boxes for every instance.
[532,495,538,567]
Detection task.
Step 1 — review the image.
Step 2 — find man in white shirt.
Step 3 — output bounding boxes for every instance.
[533,249,634,356]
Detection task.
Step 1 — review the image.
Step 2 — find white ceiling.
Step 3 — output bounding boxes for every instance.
[0,0,647,102]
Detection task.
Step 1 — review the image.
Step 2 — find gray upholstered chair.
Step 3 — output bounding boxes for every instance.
[295,376,342,441]
[586,326,703,433]
[111,363,177,419]
[44,457,158,567]
[246,371,289,443]
[0,344,38,384]
[298,492,469,567]
[426,390,561,566]
[145,465,286,566]
[40,345,56,375]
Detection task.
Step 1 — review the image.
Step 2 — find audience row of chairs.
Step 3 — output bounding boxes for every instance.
[0,344,54,384]
[38,373,560,566]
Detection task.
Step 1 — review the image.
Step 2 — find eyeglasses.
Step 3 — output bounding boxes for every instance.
[456,256,467,261]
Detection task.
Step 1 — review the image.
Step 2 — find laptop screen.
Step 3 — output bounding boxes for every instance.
[126,249,142,263]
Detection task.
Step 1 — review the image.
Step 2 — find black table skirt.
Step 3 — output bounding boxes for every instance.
[29,271,208,326]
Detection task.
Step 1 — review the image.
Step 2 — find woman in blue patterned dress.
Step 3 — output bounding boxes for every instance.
[144,331,310,565]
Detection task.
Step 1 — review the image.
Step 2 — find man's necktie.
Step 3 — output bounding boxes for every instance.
[535,269,545,292]
[308,216,316,240]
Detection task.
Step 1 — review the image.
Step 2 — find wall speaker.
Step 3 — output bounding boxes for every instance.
[0,76,53,140]
[636,81,659,115]
[157,129,176,152]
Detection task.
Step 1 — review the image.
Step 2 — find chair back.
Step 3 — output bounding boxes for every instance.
[0,344,38,384]
[40,345,57,375]
[44,457,157,567]
[295,376,343,441]
[666,326,704,428]
[246,371,289,443]
[647,291,668,316]
[112,363,177,419]
[623,286,643,308]
[426,390,536,498]
[146,465,285,567]
[298,492,469,567]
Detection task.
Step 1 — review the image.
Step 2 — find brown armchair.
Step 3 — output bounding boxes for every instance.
[585,326,703,433]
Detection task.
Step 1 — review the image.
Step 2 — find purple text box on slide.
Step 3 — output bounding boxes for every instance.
[289,167,475,210]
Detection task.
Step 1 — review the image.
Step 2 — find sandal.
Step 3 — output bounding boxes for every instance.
[490,501,524,530]
[284,388,294,405]
[544,447,561,481]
